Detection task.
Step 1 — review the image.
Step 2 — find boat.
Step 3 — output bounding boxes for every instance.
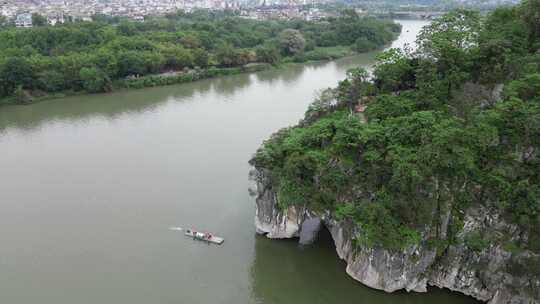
[169,227,225,245]
[185,228,224,245]
[171,227,224,245]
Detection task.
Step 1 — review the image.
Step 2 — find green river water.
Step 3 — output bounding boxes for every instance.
[0,20,480,304]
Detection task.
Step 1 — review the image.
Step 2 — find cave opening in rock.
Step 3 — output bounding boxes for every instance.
[299,219,335,250]
[316,224,334,247]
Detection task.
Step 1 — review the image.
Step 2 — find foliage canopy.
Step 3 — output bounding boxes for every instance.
[0,11,399,100]
[252,2,540,252]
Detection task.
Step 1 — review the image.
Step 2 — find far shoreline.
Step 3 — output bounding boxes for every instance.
[0,45,388,107]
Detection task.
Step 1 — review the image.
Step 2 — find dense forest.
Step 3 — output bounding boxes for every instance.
[251,0,540,268]
[0,10,400,103]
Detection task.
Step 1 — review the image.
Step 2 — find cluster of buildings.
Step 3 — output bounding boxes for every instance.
[1,0,331,27]
[0,0,241,26]
[239,6,331,21]
[3,0,516,27]
[2,0,182,20]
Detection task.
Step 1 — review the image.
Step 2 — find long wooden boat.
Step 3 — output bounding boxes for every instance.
[181,228,224,245]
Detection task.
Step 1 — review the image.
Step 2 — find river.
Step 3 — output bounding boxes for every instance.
[0,20,479,304]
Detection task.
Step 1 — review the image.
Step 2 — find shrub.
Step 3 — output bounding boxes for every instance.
[354,37,377,52]
[465,232,491,252]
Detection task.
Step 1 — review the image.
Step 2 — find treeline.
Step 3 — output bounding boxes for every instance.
[252,0,540,255]
[0,10,400,102]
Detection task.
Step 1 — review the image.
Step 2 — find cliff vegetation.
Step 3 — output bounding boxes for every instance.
[251,0,540,266]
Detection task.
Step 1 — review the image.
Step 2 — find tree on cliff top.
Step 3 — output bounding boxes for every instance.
[416,9,481,102]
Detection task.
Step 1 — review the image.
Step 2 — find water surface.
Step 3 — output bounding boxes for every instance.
[0,20,479,304]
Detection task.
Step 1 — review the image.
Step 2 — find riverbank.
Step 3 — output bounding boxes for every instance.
[118,45,354,91]
[0,65,263,106]
[0,45,358,107]
[0,11,403,106]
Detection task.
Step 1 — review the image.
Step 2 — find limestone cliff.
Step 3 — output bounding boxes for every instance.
[250,168,540,304]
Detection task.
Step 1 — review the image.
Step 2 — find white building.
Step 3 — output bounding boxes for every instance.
[15,13,33,27]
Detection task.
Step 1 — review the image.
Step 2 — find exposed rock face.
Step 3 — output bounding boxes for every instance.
[253,169,304,238]
[251,168,540,304]
[299,217,322,245]
[325,218,435,293]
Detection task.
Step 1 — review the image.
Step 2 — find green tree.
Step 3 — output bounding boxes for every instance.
[474,6,529,83]
[79,67,112,93]
[117,21,137,36]
[117,51,146,77]
[31,13,47,27]
[417,9,480,65]
[317,31,339,47]
[518,0,540,43]
[36,70,65,92]
[279,29,306,56]
[344,67,369,112]
[90,49,118,78]
[180,34,201,49]
[0,57,34,96]
[193,48,209,68]
[160,45,194,69]
[255,44,281,64]
[215,42,238,67]
[141,52,166,74]
[373,48,416,92]
[354,37,377,52]
[417,9,481,101]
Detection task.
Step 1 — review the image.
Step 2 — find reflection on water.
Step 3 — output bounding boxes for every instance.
[211,73,253,98]
[335,51,379,70]
[0,61,313,133]
[251,228,479,304]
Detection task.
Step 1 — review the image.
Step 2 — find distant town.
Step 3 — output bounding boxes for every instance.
[1,0,520,27]
[3,0,334,26]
